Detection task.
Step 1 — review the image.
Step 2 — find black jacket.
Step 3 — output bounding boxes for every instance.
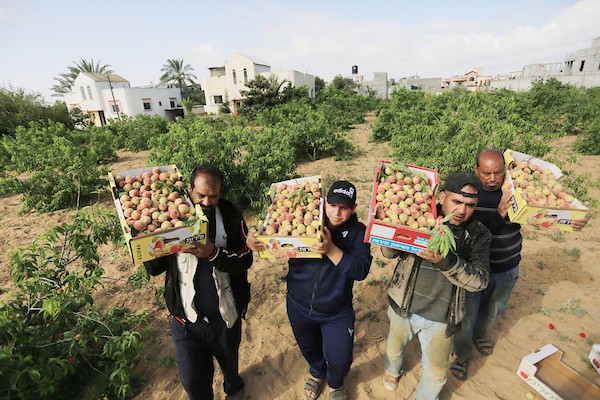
[287,214,372,315]
[385,216,491,336]
[144,198,252,321]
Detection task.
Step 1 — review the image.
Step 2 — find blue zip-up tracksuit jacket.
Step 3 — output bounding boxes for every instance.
[286,213,372,315]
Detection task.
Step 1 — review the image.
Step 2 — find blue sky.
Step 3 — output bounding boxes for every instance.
[1,0,599,102]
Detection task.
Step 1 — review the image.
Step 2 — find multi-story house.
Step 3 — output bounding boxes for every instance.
[441,69,491,91]
[201,53,316,114]
[491,37,600,91]
[63,72,183,126]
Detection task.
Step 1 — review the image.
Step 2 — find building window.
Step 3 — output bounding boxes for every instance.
[232,70,237,84]
[169,98,176,108]
[80,86,87,100]
[580,61,585,72]
[469,77,475,82]
[213,95,223,104]
[243,68,248,83]
[142,98,152,111]
[87,86,93,100]
[110,102,120,113]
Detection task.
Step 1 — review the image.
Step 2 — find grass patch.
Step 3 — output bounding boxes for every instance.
[555,298,587,318]
[562,247,581,258]
[550,231,566,242]
[538,307,551,316]
[159,355,177,368]
[553,331,574,343]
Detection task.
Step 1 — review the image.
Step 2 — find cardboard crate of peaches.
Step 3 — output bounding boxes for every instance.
[108,165,208,264]
[364,160,439,254]
[255,176,324,259]
[502,149,589,231]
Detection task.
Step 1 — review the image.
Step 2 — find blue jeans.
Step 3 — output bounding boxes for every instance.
[452,265,519,361]
[384,307,452,400]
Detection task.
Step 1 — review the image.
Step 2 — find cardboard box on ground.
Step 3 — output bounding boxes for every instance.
[108,165,208,265]
[364,160,439,254]
[503,149,589,231]
[589,344,600,375]
[517,344,600,399]
[256,175,324,259]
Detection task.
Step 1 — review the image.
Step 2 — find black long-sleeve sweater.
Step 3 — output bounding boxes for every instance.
[473,189,522,273]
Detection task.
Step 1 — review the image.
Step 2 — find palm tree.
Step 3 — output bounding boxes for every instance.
[159,59,197,98]
[51,58,113,96]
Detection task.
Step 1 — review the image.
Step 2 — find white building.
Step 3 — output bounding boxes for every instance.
[201,53,316,114]
[63,72,183,126]
[491,37,600,91]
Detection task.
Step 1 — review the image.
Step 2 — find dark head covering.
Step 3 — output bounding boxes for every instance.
[441,172,481,198]
[327,180,357,207]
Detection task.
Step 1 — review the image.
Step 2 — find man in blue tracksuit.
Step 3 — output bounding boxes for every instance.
[248,180,372,400]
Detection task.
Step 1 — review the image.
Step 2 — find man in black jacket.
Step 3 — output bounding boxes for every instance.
[381,172,491,400]
[144,165,252,400]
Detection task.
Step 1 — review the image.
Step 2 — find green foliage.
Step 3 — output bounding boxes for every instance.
[555,298,587,317]
[316,85,376,128]
[107,114,169,152]
[370,88,427,142]
[184,83,205,105]
[238,75,289,118]
[68,107,93,129]
[180,98,199,115]
[0,86,74,136]
[371,88,550,176]
[159,355,177,368]
[219,93,232,114]
[148,116,288,205]
[51,58,113,97]
[560,170,593,202]
[126,266,150,289]
[314,76,326,93]
[527,78,595,137]
[159,58,197,98]
[330,75,358,93]
[562,247,581,259]
[0,121,118,212]
[575,116,600,155]
[255,99,355,161]
[0,207,146,399]
[371,82,600,179]
[148,90,371,206]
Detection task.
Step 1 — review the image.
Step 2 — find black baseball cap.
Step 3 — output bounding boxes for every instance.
[441,172,482,198]
[327,180,357,207]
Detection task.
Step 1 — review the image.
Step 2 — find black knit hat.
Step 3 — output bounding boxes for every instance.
[327,180,357,207]
[441,172,481,198]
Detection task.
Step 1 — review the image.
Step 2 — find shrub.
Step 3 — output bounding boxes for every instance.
[1,207,147,399]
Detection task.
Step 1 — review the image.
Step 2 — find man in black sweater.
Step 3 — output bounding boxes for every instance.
[450,150,520,380]
[450,149,588,380]
[144,165,252,399]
